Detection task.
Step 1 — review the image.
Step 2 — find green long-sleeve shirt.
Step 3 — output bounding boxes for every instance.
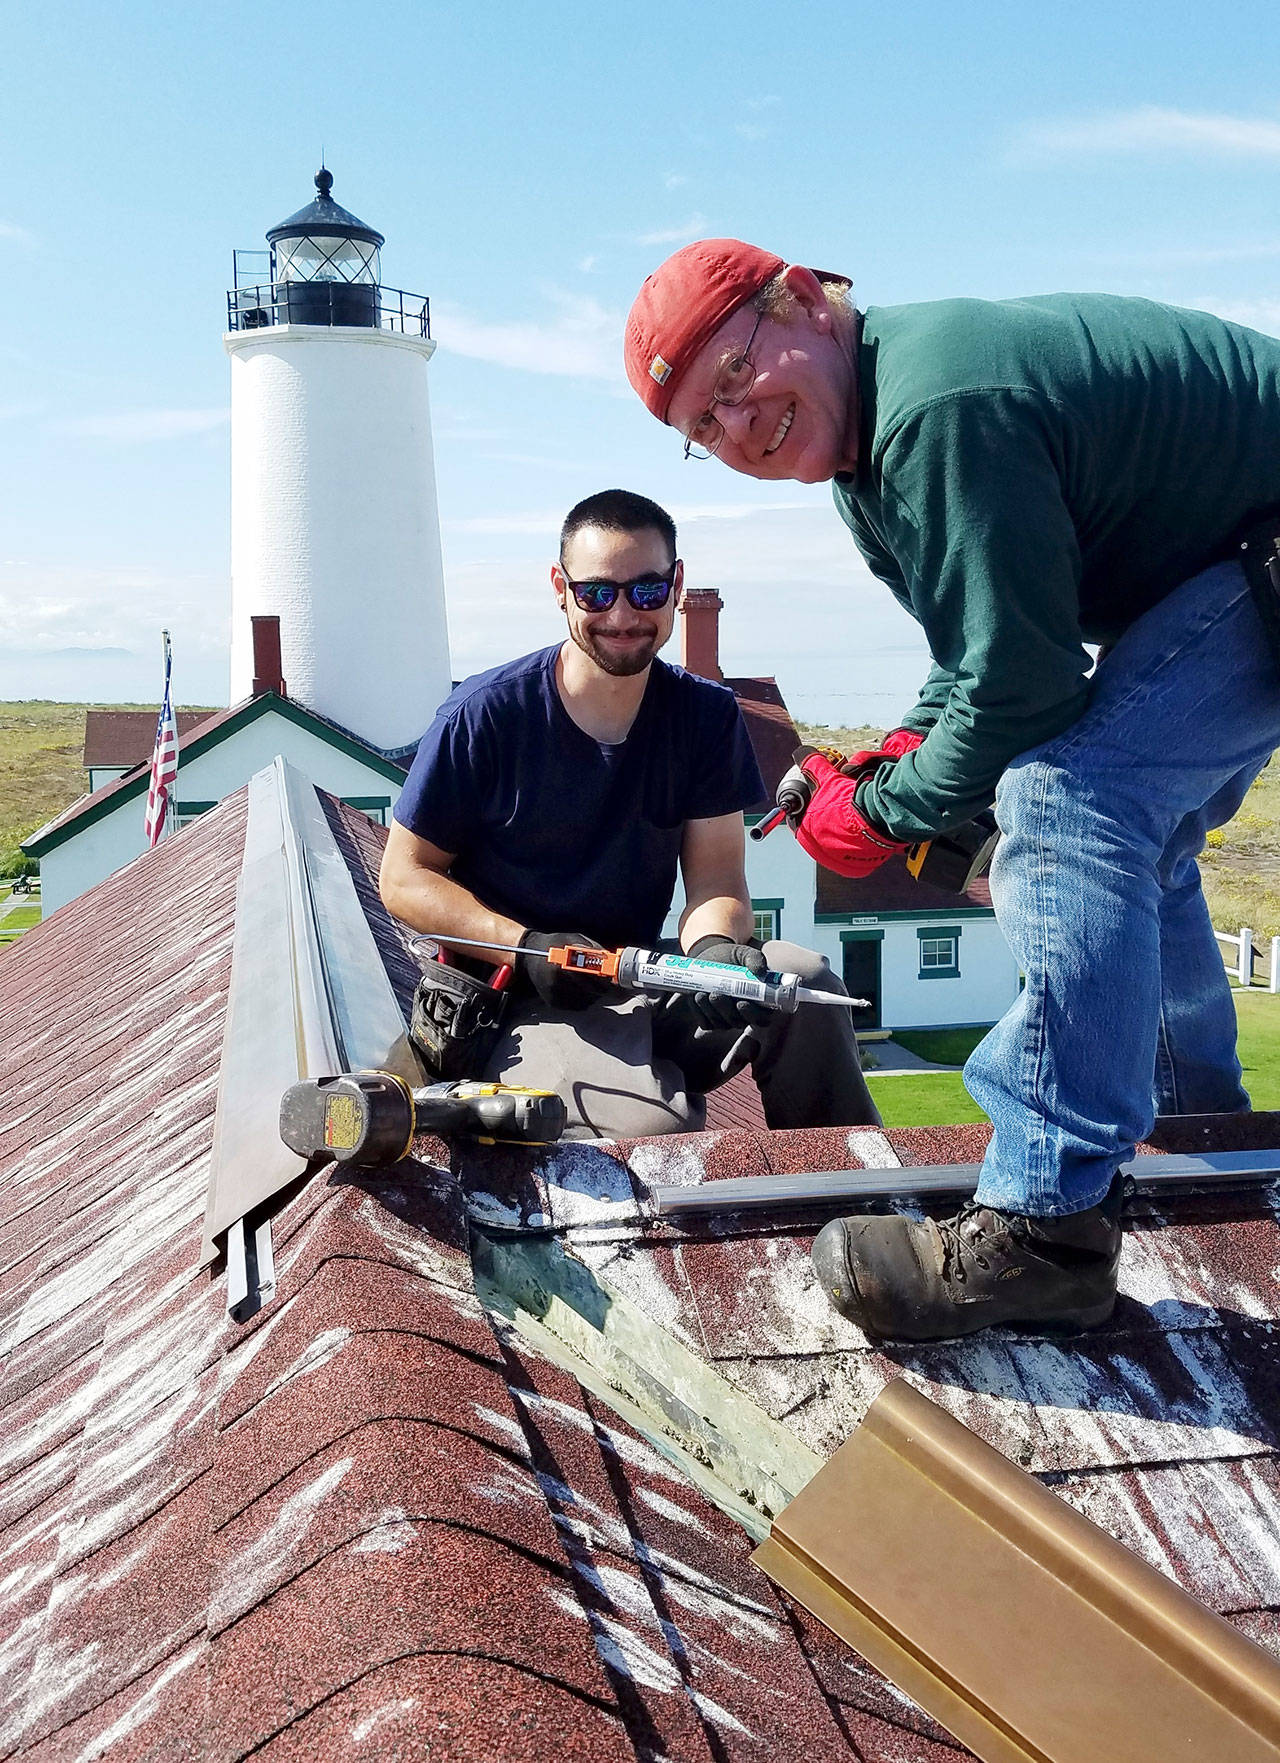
[835,294,1280,841]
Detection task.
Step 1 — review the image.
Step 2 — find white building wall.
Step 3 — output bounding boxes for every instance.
[37,712,404,916]
[809,913,1020,1029]
[661,820,817,946]
[226,325,452,751]
[880,918,1019,1028]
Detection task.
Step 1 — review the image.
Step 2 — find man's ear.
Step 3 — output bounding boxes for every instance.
[673,558,685,606]
[550,561,568,611]
[779,263,833,333]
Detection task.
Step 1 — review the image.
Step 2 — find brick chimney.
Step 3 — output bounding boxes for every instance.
[251,615,287,697]
[680,588,724,681]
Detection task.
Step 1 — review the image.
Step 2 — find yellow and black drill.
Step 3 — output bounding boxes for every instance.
[751,751,999,893]
[279,1072,567,1166]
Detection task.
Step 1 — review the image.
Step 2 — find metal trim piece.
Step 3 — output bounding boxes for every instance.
[650,1149,1280,1217]
[201,757,421,1277]
[752,1379,1280,1763]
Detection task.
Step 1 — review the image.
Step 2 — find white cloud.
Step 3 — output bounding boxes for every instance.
[442,499,929,725]
[0,560,227,657]
[664,173,689,189]
[635,213,707,246]
[0,220,33,244]
[435,290,624,382]
[1182,296,1280,338]
[0,559,230,701]
[49,408,230,443]
[1021,106,1280,158]
[578,254,599,273]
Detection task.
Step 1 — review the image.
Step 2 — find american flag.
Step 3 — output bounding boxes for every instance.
[143,631,179,848]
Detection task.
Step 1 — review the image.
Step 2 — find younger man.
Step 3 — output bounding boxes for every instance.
[380,488,877,1138]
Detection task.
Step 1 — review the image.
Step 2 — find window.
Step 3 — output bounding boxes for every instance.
[170,801,216,831]
[751,898,783,943]
[343,796,391,827]
[917,925,961,979]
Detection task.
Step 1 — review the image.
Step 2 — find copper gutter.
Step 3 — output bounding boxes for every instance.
[753,1379,1280,1763]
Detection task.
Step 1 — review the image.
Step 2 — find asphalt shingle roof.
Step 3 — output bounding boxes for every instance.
[3,793,1280,1760]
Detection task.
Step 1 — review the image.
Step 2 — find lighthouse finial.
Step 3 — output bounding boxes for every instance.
[315,167,333,200]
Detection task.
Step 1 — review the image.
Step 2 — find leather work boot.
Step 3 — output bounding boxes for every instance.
[811,1178,1125,1342]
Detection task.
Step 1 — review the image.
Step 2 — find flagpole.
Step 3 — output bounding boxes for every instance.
[161,630,173,842]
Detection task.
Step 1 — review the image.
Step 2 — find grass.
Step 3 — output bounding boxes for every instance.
[1231,988,1280,1109]
[890,1026,988,1067]
[866,991,1280,1127]
[0,703,96,873]
[0,700,216,875]
[868,1072,988,1128]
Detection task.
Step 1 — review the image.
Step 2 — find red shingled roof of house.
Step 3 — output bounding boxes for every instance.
[4,794,1280,1760]
[81,709,211,771]
[726,676,798,811]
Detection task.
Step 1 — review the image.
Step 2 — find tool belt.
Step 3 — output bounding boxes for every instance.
[410,962,509,1081]
[1234,509,1280,669]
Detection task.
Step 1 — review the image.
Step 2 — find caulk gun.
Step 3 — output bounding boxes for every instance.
[418,934,868,1016]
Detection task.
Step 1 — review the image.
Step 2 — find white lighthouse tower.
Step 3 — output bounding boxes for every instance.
[225,170,451,752]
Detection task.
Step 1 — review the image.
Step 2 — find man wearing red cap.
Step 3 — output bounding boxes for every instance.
[626,239,1280,1342]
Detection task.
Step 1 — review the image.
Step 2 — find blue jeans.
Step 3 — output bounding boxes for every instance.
[964,560,1280,1217]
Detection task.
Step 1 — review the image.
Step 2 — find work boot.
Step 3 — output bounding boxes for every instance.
[811,1178,1124,1342]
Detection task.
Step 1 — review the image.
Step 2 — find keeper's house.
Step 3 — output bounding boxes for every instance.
[24,621,408,916]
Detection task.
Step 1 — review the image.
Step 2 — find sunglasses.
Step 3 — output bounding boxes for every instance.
[560,569,677,614]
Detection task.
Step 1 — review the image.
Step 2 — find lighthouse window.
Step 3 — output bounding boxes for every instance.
[273,233,379,285]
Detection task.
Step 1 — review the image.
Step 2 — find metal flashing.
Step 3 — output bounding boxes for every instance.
[650,1148,1280,1217]
[200,758,421,1283]
[752,1378,1280,1763]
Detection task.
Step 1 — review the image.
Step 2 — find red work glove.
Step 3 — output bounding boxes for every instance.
[791,749,911,879]
[843,726,926,775]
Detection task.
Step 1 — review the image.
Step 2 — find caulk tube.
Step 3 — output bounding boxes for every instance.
[615,949,801,1012]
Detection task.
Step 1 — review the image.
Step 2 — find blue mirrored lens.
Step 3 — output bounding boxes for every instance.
[569,576,672,612]
[575,583,618,611]
[628,579,672,610]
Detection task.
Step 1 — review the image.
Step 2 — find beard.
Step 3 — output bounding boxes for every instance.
[569,622,660,677]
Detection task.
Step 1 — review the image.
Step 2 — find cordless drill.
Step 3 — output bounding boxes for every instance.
[279,1071,567,1166]
[752,755,999,893]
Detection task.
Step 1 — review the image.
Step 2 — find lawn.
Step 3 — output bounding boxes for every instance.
[867,1071,988,1128]
[865,990,1280,1128]
[0,700,220,876]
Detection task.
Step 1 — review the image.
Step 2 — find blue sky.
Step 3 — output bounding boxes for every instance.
[3,0,1279,723]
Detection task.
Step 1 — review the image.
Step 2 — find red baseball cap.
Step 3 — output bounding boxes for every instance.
[624,238,785,425]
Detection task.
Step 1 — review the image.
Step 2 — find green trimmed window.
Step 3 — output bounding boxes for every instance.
[751,898,784,943]
[918,925,961,979]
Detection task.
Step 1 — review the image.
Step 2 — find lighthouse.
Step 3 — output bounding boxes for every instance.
[225,171,451,752]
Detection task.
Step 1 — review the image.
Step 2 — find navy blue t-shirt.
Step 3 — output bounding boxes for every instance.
[394,646,766,948]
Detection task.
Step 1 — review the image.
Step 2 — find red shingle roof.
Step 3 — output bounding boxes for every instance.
[4,795,1279,1760]
[727,676,799,810]
[82,709,212,770]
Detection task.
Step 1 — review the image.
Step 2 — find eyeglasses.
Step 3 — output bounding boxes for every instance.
[560,570,678,613]
[682,308,764,461]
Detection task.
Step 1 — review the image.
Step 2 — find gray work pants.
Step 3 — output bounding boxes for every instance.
[482,939,881,1140]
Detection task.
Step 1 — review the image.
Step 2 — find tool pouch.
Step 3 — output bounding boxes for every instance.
[1236,511,1280,671]
[410,963,509,1081]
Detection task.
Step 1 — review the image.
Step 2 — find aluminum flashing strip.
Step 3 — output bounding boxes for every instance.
[276,760,420,1084]
[650,1149,1280,1216]
[752,1379,1280,1763]
[201,757,420,1273]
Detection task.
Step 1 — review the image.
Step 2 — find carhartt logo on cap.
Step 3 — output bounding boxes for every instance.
[649,354,673,385]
